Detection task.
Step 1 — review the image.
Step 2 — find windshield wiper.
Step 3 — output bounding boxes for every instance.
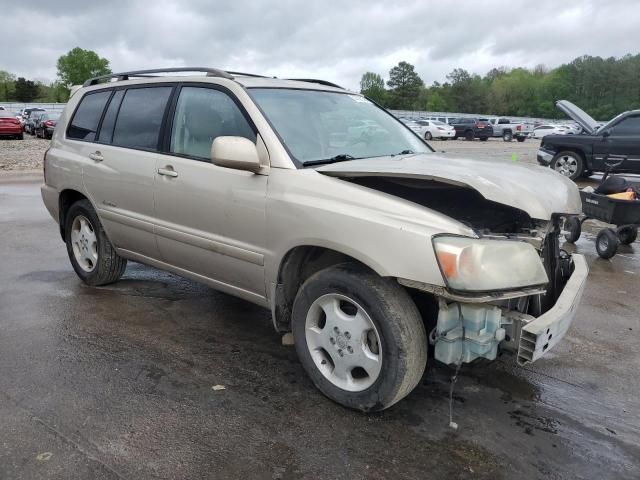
[302,154,357,167]
[395,150,414,155]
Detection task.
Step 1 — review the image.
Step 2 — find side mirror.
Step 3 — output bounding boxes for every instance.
[211,136,261,172]
[602,130,611,139]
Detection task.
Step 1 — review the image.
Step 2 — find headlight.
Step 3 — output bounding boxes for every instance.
[433,236,548,292]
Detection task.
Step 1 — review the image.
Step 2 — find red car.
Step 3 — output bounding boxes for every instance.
[0,111,23,139]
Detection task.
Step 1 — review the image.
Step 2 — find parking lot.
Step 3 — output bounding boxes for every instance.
[1,138,639,479]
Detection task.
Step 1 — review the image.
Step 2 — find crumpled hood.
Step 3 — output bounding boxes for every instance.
[316,153,582,220]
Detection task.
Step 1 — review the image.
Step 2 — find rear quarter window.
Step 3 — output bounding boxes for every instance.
[67,90,112,141]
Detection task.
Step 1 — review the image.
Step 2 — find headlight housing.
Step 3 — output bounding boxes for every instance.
[433,236,548,292]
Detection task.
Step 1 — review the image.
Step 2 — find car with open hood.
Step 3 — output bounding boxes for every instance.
[537,100,640,180]
[41,68,588,411]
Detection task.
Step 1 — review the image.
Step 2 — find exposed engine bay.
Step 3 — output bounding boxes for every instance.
[346,176,577,366]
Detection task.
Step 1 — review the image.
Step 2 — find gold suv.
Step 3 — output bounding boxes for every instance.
[42,68,588,411]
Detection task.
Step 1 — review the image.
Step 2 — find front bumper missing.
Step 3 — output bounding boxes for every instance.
[537,148,554,165]
[516,254,588,365]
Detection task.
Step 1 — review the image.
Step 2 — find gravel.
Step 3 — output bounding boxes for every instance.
[0,134,541,173]
[0,135,48,171]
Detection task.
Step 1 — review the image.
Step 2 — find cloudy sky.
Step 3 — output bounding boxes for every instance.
[3,0,640,89]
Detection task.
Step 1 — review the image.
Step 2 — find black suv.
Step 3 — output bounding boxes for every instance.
[449,118,493,141]
[537,100,640,180]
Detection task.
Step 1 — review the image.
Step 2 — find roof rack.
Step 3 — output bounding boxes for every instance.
[82,68,344,90]
[286,78,344,89]
[83,67,237,87]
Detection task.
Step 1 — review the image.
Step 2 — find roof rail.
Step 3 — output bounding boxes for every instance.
[286,78,344,89]
[82,67,235,87]
[226,71,268,78]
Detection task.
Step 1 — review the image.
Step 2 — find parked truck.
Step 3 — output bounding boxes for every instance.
[484,117,531,142]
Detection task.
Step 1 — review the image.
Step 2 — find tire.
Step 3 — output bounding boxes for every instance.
[424,131,433,141]
[64,199,127,286]
[464,130,474,141]
[617,225,638,245]
[479,136,488,141]
[502,131,513,142]
[551,151,584,180]
[17,133,24,140]
[291,263,427,412]
[516,136,526,143]
[564,216,582,243]
[595,229,619,259]
[452,135,458,140]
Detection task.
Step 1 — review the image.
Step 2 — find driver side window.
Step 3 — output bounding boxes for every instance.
[610,115,640,136]
[170,87,256,160]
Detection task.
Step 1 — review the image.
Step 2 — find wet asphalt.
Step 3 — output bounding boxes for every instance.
[1,172,639,480]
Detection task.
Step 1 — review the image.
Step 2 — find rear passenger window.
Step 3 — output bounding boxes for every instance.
[97,90,124,143]
[170,87,256,160]
[112,87,172,151]
[67,91,111,141]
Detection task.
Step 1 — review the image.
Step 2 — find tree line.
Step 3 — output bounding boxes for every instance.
[361,54,640,120]
[0,47,111,104]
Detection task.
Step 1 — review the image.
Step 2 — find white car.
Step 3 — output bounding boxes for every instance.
[531,125,569,138]
[415,119,455,140]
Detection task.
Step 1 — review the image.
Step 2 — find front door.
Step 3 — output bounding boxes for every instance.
[601,114,640,172]
[153,85,268,300]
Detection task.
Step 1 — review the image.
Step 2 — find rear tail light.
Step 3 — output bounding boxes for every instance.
[44,120,55,127]
[516,125,522,131]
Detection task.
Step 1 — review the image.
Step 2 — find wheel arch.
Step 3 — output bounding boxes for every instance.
[271,245,381,332]
[58,189,90,241]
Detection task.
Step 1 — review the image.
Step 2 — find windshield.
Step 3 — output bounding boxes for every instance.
[249,88,431,166]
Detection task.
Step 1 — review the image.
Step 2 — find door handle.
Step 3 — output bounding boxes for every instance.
[157,166,178,178]
[88,151,104,162]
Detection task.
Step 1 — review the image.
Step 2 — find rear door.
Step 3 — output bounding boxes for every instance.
[81,85,174,259]
[153,84,268,299]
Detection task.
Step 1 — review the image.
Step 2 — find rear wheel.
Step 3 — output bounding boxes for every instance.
[516,136,526,143]
[479,136,489,141]
[17,132,24,140]
[292,263,427,412]
[65,200,127,286]
[617,225,638,245]
[502,131,513,142]
[596,229,619,259]
[424,131,432,140]
[552,151,584,180]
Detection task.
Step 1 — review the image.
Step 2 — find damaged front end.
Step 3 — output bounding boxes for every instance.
[346,176,588,367]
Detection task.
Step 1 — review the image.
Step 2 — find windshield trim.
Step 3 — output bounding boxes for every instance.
[246,87,434,168]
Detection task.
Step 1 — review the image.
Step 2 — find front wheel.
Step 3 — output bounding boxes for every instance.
[552,151,583,180]
[65,199,127,286]
[502,131,513,142]
[479,136,488,141]
[564,216,582,243]
[516,136,526,143]
[464,130,474,141]
[292,264,427,412]
[424,131,433,140]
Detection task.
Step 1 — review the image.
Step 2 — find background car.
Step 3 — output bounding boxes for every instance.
[25,110,47,135]
[34,112,61,139]
[0,110,24,139]
[531,124,569,138]
[449,117,494,141]
[22,108,45,133]
[414,119,455,140]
